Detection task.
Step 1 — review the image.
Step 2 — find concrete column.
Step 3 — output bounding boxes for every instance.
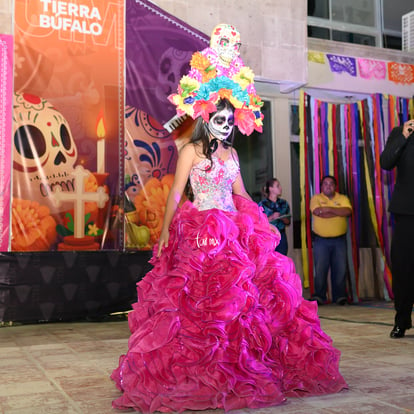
[0,0,13,35]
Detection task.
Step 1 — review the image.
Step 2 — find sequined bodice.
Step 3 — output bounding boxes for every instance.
[189,155,240,212]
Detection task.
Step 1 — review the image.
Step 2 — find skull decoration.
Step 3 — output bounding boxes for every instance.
[155,47,193,104]
[12,92,78,213]
[210,24,241,67]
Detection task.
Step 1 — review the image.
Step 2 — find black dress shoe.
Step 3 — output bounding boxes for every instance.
[310,296,324,306]
[390,326,405,338]
[336,297,348,306]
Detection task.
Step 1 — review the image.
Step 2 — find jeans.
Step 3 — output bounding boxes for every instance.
[313,235,347,303]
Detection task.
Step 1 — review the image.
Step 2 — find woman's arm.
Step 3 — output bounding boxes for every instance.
[157,144,196,257]
[232,172,252,201]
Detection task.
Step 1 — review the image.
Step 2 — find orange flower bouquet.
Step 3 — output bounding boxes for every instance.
[11,198,57,251]
[133,174,180,247]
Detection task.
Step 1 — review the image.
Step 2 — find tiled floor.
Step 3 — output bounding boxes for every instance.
[1,303,413,414]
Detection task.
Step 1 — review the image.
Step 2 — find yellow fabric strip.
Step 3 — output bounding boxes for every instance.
[299,90,309,288]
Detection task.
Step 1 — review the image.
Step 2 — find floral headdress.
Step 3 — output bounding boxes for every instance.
[168,24,264,136]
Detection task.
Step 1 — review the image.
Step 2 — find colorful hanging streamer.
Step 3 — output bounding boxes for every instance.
[300,91,414,300]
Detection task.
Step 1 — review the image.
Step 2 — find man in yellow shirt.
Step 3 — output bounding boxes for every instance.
[310,175,352,305]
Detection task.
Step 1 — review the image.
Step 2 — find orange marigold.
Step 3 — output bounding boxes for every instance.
[133,174,186,246]
[12,198,57,251]
[218,89,234,101]
[190,52,211,71]
[190,52,217,83]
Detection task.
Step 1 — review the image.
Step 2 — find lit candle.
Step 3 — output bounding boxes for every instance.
[96,114,106,174]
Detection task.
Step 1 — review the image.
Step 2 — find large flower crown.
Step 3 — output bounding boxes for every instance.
[168,46,264,136]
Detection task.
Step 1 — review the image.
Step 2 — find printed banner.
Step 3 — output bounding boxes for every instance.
[124,106,178,250]
[125,0,208,126]
[357,58,386,80]
[13,0,124,251]
[0,34,13,251]
[123,0,208,250]
[387,62,414,85]
[308,50,325,64]
[326,54,357,77]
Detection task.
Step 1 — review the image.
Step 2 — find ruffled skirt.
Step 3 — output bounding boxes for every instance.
[111,196,347,412]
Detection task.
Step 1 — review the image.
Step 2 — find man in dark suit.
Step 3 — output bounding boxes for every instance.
[380,118,414,338]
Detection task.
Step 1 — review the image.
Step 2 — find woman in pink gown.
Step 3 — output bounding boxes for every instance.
[111,97,347,412]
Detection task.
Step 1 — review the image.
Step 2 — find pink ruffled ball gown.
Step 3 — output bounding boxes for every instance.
[111,155,347,412]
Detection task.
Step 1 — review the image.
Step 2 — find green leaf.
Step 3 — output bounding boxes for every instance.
[56,224,72,237]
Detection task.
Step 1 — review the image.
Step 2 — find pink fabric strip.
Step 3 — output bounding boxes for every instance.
[0,34,13,251]
[312,98,320,194]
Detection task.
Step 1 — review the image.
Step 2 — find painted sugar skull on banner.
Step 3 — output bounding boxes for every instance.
[12,92,79,213]
[11,92,109,251]
[12,0,124,251]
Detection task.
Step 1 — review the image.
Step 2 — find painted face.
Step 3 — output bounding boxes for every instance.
[210,24,241,66]
[208,107,234,141]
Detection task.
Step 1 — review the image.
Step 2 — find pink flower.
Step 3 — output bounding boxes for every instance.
[234,107,256,135]
[193,97,218,122]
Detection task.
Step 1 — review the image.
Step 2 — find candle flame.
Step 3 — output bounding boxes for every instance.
[96,114,106,139]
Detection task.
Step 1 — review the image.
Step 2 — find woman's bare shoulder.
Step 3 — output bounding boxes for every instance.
[180,141,205,163]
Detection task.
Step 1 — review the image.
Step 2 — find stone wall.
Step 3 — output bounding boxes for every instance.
[151,0,308,88]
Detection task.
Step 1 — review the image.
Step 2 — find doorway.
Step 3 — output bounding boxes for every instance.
[233,100,273,203]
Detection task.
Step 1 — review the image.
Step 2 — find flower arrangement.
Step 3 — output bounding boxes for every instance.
[133,174,176,247]
[11,198,57,251]
[169,47,264,136]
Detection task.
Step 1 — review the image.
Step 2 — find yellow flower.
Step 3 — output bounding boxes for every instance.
[170,93,195,118]
[232,67,255,89]
[87,223,100,236]
[179,75,200,97]
[228,95,243,109]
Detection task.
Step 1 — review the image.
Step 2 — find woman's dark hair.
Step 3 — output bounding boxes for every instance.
[263,178,279,197]
[190,98,236,165]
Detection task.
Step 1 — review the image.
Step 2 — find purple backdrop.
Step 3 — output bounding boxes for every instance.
[125,0,209,125]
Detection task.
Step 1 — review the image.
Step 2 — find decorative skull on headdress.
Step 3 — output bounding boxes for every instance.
[209,24,241,67]
[168,23,264,136]
[12,92,79,213]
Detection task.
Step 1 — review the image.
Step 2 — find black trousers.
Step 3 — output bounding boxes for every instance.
[391,214,414,329]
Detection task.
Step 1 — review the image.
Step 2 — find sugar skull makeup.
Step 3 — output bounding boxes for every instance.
[210,24,241,66]
[208,107,234,141]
